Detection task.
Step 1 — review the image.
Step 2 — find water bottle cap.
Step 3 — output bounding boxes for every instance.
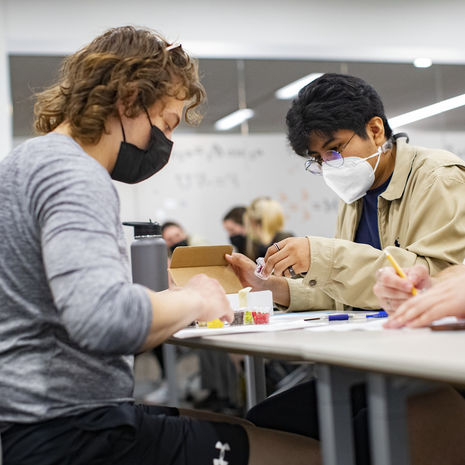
[122,221,162,238]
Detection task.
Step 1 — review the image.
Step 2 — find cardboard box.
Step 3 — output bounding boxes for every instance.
[169,245,273,309]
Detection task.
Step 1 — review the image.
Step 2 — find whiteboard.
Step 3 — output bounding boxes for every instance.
[115,133,339,246]
[115,130,465,247]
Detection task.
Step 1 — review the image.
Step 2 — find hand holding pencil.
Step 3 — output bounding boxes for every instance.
[373,253,432,313]
[384,251,418,296]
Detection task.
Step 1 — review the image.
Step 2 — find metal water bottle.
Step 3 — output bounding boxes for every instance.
[123,221,169,291]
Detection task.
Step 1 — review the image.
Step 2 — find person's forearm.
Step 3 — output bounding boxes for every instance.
[137,288,200,351]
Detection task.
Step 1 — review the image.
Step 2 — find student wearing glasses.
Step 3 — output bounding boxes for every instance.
[0,26,320,465]
[227,73,465,464]
[227,73,465,314]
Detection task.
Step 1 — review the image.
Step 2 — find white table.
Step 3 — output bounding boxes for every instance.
[170,326,465,465]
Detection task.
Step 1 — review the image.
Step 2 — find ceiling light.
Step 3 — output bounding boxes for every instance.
[214,108,255,131]
[275,73,324,100]
[389,93,465,129]
[413,57,432,68]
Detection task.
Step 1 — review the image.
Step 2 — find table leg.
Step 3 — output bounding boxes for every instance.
[316,364,364,465]
[367,374,412,465]
[244,355,266,410]
[163,344,178,406]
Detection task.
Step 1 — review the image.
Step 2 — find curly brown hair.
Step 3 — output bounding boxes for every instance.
[34,26,206,144]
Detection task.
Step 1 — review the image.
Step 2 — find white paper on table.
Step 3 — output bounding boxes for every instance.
[430,316,459,326]
[173,316,328,339]
[305,318,387,332]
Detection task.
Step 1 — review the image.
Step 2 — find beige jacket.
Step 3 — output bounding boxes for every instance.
[287,137,465,311]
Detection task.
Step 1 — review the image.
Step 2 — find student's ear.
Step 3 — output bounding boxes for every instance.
[116,85,140,118]
[366,116,386,146]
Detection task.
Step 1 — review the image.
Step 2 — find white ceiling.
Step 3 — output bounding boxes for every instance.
[4,0,465,63]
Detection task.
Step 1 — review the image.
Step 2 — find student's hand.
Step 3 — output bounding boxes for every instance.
[225,252,291,307]
[225,253,267,290]
[263,237,310,277]
[373,264,431,314]
[184,274,234,324]
[385,269,465,328]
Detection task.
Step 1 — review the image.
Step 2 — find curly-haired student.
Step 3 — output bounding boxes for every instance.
[0,26,319,465]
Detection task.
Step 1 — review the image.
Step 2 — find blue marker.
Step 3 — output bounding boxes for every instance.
[304,314,352,321]
[366,310,388,318]
[304,311,388,322]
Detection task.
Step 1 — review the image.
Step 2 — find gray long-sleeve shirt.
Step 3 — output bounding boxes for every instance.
[0,133,153,426]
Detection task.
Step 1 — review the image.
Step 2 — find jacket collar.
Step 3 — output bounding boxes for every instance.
[380,136,414,201]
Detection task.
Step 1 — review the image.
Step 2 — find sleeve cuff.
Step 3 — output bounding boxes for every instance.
[302,236,335,288]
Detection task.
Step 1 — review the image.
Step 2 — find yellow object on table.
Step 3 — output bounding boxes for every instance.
[207,319,224,328]
[243,310,254,325]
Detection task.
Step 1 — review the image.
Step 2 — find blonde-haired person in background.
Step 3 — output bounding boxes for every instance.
[245,197,294,261]
[0,26,319,465]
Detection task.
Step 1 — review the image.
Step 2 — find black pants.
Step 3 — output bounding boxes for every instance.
[2,403,249,465]
[246,380,371,465]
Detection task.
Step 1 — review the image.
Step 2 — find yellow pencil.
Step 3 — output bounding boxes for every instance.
[384,251,418,296]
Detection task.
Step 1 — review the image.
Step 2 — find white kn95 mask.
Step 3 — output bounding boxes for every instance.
[322,139,392,204]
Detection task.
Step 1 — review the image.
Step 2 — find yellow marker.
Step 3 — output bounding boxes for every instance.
[384,250,418,296]
[238,286,252,308]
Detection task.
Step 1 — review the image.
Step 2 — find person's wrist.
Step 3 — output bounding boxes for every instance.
[183,289,204,320]
[173,287,203,322]
[267,275,290,306]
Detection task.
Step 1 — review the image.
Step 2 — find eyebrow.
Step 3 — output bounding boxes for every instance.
[322,136,336,149]
[307,136,336,156]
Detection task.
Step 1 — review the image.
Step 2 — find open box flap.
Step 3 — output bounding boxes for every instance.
[169,245,243,294]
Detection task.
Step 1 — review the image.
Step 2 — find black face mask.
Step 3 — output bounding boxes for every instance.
[170,239,189,254]
[229,234,246,254]
[111,109,173,184]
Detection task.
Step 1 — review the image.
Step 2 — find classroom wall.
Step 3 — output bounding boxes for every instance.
[115,129,465,247]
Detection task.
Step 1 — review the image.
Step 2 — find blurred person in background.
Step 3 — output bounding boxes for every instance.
[161,220,206,255]
[223,206,247,255]
[245,197,294,260]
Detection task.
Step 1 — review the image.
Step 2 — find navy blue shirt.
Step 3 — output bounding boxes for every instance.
[353,175,392,310]
[354,175,391,248]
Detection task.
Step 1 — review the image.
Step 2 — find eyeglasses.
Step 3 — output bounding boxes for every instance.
[304,132,356,175]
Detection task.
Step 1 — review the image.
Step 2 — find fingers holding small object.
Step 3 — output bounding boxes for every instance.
[265,243,298,277]
[264,242,280,262]
[254,257,270,280]
[272,242,297,278]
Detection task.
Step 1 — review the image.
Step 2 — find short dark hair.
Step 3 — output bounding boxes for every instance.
[161,221,182,234]
[286,73,393,157]
[223,206,246,225]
